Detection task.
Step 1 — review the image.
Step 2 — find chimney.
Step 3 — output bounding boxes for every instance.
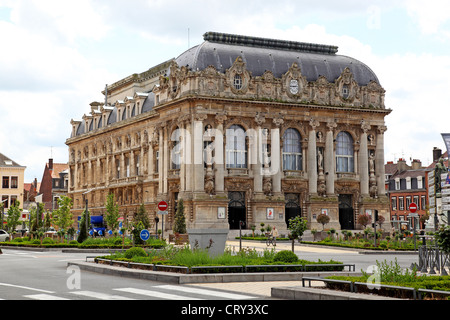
[411,159,422,170]
[397,158,407,172]
[49,158,53,171]
[433,147,442,162]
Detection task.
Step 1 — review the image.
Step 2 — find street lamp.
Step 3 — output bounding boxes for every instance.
[83,189,93,236]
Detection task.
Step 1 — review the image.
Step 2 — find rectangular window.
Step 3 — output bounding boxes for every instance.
[406,196,412,209]
[421,196,426,210]
[413,196,419,205]
[399,197,404,210]
[417,177,423,189]
[10,176,18,189]
[10,196,17,207]
[1,195,8,209]
[395,179,400,191]
[2,176,9,189]
[406,177,411,190]
[391,197,397,211]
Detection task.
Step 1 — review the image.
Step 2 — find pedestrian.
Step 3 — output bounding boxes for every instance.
[271,226,279,245]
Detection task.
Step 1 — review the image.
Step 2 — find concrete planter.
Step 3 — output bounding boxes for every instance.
[187,229,229,257]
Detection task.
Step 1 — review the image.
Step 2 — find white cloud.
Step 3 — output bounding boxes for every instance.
[1,0,449,183]
[405,0,450,40]
[8,0,110,44]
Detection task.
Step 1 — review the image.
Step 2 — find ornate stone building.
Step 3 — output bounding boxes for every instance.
[66,32,391,233]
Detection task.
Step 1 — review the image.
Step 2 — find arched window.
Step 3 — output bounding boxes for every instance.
[336,132,354,173]
[171,127,181,170]
[226,125,247,169]
[282,128,302,171]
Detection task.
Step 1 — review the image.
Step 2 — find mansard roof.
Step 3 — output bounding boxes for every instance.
[176,31,380,87]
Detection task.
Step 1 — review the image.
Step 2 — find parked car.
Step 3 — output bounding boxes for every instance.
[0,230,10,242]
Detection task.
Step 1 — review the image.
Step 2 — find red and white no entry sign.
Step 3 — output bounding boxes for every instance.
[409,203,418,213]
[158,201,168,211]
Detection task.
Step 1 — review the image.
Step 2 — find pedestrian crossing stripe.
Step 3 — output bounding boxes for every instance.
[21,286,258,300]
[70,291,135,300]
[24,294,69,300]
[155,285,256,300]
[114,288,202,300]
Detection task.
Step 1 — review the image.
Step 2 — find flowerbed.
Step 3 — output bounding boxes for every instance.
[325,259,450,300]
[94,245,345,274]
[0,236,166,249]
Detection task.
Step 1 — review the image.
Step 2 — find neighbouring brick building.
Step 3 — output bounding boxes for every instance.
[38,158,69,211]
[386,158,427,228]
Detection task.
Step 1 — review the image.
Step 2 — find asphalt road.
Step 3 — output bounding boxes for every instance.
[0,242,420,301]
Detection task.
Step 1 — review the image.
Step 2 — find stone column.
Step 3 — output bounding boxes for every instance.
[194,114,207,193]
[253,114,265,194]
[185,119,193,193]
[130,150,135,177]
[325,121,337,195]
[179,120,186,192]
[214,113,227,194]
[158,125,164,195]
[376,125,388,197]
[359,121,371,196]
[308,119,319,194]
[163,126,169,194]
[272,117,284,194]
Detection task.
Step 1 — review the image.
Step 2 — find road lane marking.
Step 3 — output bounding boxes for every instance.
[24,294,69,300]
[114,288,202,300]
[156,285,256,300]
[70,291,135,300]
[0,283,54,294]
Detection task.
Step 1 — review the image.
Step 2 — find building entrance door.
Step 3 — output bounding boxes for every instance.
[285,193,301,226]
[228,192,246,230]
[339,194,354,230]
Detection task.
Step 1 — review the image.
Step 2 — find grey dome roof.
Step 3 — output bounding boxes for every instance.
[176,32,380,86]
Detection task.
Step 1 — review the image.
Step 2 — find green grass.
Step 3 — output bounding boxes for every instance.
[1,236,166,249]
[326,259,450,295]
[101,245,344,270]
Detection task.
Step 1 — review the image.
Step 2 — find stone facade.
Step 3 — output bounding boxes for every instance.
[66,32,391,234]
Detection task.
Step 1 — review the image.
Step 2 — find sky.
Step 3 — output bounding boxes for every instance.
[1,0,450,182]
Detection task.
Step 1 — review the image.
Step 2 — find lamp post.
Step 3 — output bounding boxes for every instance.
[83,189,93,236]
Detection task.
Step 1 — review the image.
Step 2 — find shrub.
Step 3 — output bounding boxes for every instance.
[12,238,23,242]
[273,250,299,263]
[124,247,147,259]
[42,237,54,244]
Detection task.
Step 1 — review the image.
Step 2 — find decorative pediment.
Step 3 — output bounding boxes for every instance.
[335,68,360,103]
[225,56,251,95]
[282,63,308,99]
[312,76,331,105]
[199,65,222,95]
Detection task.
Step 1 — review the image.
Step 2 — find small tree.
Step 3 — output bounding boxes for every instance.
[173,199,186,235]
[131,204,150,246]
[52,196,73,242]
[288,216,308,252]
[77,209,90,243]
[104,193,120,235]
[316,213,330,231]
[357,213,371,230]
[436,225,450,253]
[6,200,21,234]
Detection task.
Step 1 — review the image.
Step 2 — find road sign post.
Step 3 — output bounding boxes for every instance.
[157,202,168,241]
[409,203,419,251]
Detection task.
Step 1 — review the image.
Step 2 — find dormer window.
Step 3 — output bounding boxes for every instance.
[342,85,349,99]
[233,74,243,90]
